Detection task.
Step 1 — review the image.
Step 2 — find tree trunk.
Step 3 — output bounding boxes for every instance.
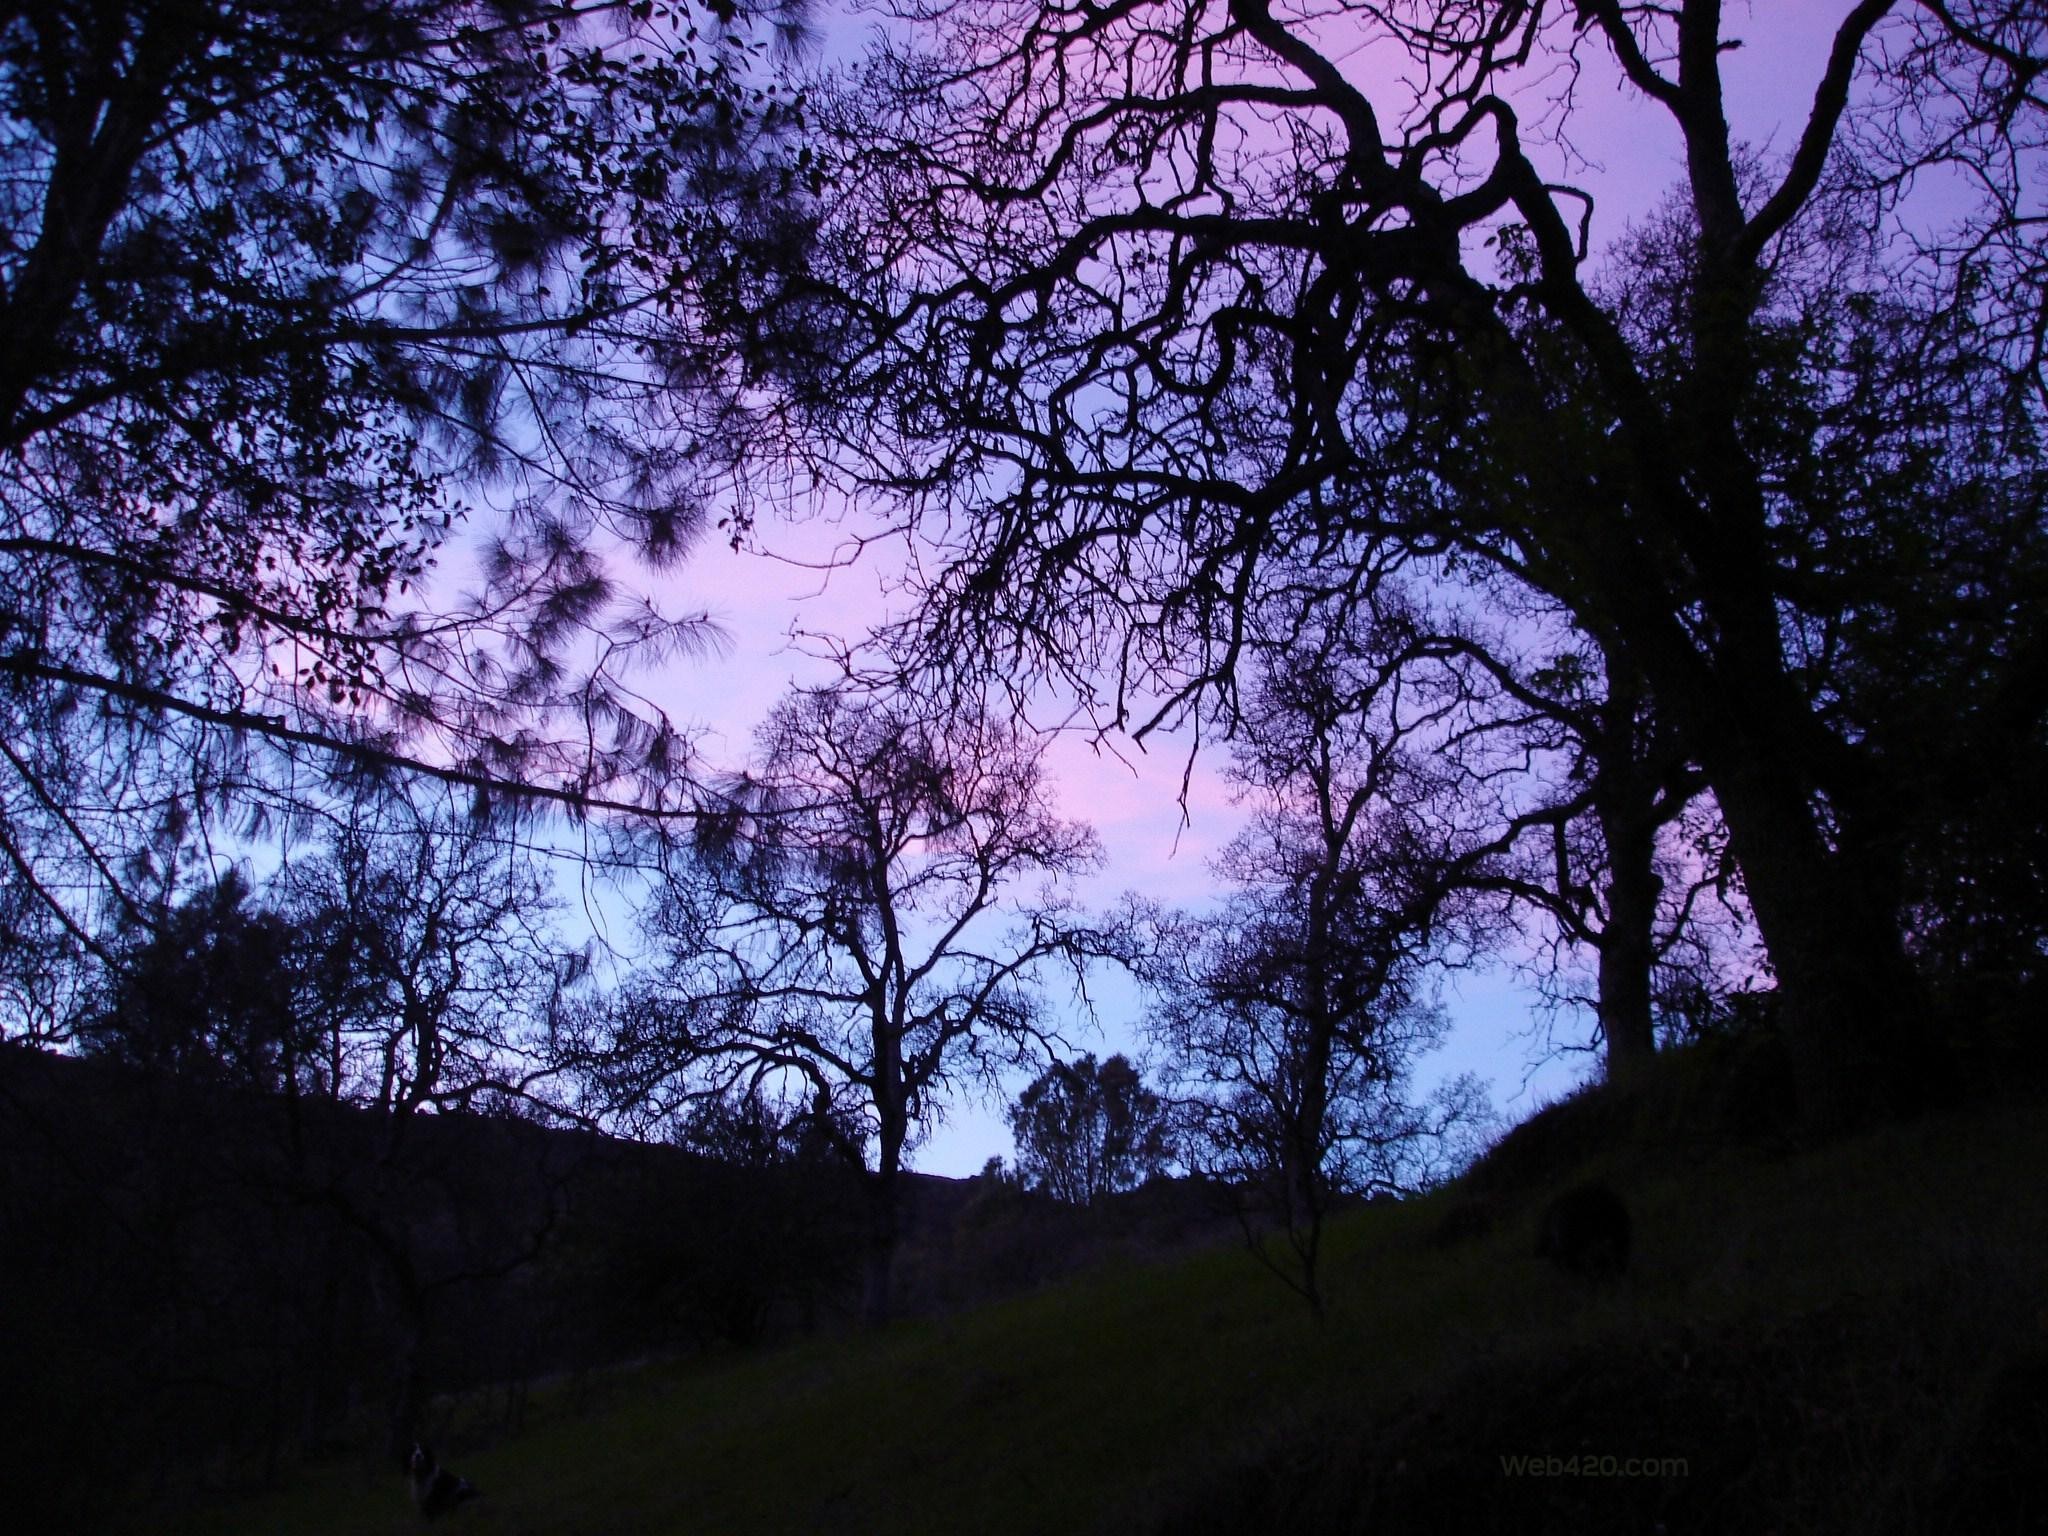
[861,1020,911,1327]
[385,1317,424,1465]
[1590,559,1926,1127]
[861,1091,907,1328]
[859,1169,900,1327]
[1284,892,1338,1320]
[1705,752,1926,1130]
[1596,869,1659,1086]
[1593,786,1662,1086]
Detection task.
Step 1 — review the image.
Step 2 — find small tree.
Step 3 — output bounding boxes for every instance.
[75,868,316,1093]
[1007,1052,1172,1206]
[1149,901,1495,1318]
[602,682,1128,1324]
[276,788,582,1116]
[1144,632,1499,1316]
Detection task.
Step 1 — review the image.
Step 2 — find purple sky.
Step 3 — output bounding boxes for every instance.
[630,496,1584,1176]
[599,2,1886,1175]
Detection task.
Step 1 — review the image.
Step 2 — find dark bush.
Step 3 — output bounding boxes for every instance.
[1534,1182,1632,1280]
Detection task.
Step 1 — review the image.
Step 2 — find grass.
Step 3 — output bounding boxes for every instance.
[170,1078,2048,1535]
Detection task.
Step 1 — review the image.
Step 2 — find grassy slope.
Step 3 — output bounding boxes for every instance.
[174,1083,2048,1536]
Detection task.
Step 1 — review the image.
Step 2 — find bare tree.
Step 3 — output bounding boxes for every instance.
[273,785,586,1115]
[597,683,1129,1323]
[282,788,592,1454]
[0,864,89,1048]
[745,0,2048,1125]
[1143,629,1498,1315]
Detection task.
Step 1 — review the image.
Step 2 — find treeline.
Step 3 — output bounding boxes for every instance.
[0,1040,1257,1523]
[0,1044,866,1525]
[17,683,1499,1339]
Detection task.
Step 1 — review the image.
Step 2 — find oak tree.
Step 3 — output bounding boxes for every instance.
[759,0,2047,1122]
[597,682,1127,1323]
[1142,627,1498,1313]
[1007,1051,1172,1205]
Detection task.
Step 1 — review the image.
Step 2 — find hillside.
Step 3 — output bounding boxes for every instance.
[0,1042,1238,1527]
[164,1052,2048,1535]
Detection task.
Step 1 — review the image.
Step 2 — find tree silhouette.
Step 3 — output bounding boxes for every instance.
[1,0,815,986]
[596,683,1129,1323]
[1435,611,1734,1083]
[1007,1052,1173,1206]
[75,868,314,1091]
[275,786,584,1114]
[752,0,2047,1124]
[1142,630,1498,1314]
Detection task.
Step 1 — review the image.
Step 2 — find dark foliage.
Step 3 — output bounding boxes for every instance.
[1462,1086,1642,1202]
[0,1043,860,1522]
[899,1163,1240,1314]
[643,1087,861,1345]
[1534,1182,1632,1281]
[74,869,317,1091]
[1462,1024,1802,1204]
[1426,1199,1497,1254]
[1007,1053,1172,1206]
[744,0,2048,1128]
[0,0,815,993]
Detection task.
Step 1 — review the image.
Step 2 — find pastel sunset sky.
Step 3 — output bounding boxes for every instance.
[591,0,1891,1175]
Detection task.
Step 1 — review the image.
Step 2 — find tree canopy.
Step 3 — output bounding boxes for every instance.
[737,0,2048,1121]
[591,682,1128,1319]
[1,0,813,973]
[1007,1051,1172,1205]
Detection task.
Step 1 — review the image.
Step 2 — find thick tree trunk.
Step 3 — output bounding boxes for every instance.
[1587,548,1927,1127]
[859,1171,899,1327]
[1704,752,1926,1130]
[859,1102,907,1328]
[1591,661,1664,1086]
[1596,860,1660,1085]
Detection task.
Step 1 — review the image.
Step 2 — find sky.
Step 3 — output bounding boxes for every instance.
[576,1,1892,1177]
[628,491,1587,1177]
